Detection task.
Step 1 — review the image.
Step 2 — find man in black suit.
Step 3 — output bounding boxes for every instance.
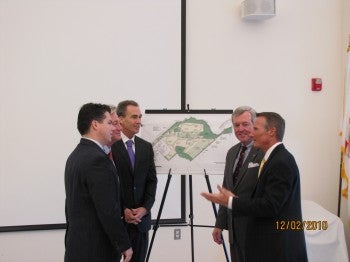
[111,100,157,262]
[213,106,263,262]
[64,103,132,262]
[202,112,308,262]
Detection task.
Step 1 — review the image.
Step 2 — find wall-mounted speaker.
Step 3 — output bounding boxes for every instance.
[241,0,275,21]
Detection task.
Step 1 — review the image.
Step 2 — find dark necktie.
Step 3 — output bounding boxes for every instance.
[108,150,113,161]
[108,151,117,167]
[232,145,247,186]
[126,139,135,169]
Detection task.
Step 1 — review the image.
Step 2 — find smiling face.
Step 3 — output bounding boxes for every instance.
[232,111,254,145]
[110,112,122,143]
[119,105,142,138]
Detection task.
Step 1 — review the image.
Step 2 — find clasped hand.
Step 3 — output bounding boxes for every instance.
[124,207,147,224]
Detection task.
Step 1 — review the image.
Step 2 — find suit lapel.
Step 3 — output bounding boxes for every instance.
[252,144,284,194]
[115,140,134,174]
[80,138,107,155]
[233,147,259,190]
[258,144,284,180]
[227,145,240,189]
[134,137,148,175]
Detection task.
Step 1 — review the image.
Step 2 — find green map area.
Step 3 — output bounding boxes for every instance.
[152,117,232,161]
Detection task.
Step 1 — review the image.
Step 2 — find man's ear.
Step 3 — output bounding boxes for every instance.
[268,127,276,137]
[91,119,99,131]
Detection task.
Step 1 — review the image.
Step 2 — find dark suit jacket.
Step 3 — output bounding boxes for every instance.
[64,138,130,262]
[215,143,263,255]
[111,136,157,232]
[232,144,308,262]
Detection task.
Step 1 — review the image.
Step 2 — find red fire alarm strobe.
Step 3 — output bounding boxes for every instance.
[311,78,322,91]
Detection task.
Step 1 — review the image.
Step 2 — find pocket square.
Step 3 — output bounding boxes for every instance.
[248,162,259,168]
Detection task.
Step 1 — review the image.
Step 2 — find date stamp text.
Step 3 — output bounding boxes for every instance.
[275,220,328,231]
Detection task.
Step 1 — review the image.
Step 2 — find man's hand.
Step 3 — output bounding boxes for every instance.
[122,247,133,262]
[124,207,147,224]
[201,185,235,207]
[124,208,141,224]
[212,228,223,245]
[132,207,147,221]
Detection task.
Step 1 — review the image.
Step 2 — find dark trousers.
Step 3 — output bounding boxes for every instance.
[126,224,149,262]
[230,243,245,262]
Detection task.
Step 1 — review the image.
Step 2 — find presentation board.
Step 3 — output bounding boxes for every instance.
[142,113,236,175]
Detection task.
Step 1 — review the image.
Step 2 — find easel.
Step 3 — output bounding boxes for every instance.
[145,95,233,261]
[146,169,230,262]
[142,0,233,257]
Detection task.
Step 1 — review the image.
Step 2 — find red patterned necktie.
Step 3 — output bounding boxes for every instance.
[108,151,113,161]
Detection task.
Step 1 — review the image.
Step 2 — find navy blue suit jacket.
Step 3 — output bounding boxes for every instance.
[232,144,308,262]
[111,136,157,232]
[64,138,130,262]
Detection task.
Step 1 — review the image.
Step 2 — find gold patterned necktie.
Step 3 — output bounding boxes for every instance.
[258,158,266,177]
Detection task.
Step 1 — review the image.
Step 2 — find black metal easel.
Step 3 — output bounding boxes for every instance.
[204,171,230,262]
[146,169,172,262]
[146,170,230,262]
[144,0,232,259]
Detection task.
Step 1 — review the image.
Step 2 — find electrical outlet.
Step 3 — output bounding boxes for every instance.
[174,228,181,240]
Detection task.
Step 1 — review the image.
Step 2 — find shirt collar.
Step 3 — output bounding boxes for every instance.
[121,132,135,144]
[242,140,254,150]
[82,137,106,152]
[102,145,111,154]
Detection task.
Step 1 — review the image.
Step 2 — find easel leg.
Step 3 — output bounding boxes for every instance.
[145,169,172,262]
[204,170,230,262]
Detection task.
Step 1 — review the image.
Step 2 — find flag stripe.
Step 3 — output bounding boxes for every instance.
[340,43,350,225]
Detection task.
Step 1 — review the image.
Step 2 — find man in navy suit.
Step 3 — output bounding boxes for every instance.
[213,106,263,262]
[64,103,132,262]
[112,100,157,262]
[202,112,308,262]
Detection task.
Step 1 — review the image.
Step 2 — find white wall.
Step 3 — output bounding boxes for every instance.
[0,0,349,261]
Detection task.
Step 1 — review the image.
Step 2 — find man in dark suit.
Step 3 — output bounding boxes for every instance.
[111,100,157,262]
[202,112,308,262]
[64,103,132,262]
[213,106,263,262]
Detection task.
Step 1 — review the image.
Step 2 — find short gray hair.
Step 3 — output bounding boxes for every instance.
[232,106,257,123]
[109,105,117,114]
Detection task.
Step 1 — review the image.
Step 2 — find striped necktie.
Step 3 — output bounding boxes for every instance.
[232,145,247,186]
